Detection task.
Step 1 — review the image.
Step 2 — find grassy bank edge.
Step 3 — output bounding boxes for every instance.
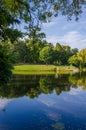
[12,64,79,75]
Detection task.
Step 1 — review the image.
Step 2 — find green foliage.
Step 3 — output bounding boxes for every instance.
[0,0,22,41]
[77,48,86,70]
[69,72,86,90]
[1,73,86,98]
[0,74,72,98]
[39,77,53,94]
[4,39,85,70]
[9,39,48,64]
[39,46,54,64]
[72,48,78,55]
[0,0,85,41]
[3,29,23,42]
[13,41,30,63]
[68,55,79,67]
[68,48,86,71]
[26,40,41,63]
[54,43,73,65]
[0,41,13,84]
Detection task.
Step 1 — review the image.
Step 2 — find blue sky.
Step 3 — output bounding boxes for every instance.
[17,6,86,50]
[42,8,86,50]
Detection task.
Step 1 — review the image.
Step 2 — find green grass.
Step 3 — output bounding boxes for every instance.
[56,66,79,74]
[13,64,79,75]
[13,64,56,75]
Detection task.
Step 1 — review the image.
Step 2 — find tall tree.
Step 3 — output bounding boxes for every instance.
[77,48,86,70]
[54,43,65,65]
[39,45,54,64]
[68,48,86,71]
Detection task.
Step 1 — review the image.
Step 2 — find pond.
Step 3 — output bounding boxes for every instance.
[0,73,86,130]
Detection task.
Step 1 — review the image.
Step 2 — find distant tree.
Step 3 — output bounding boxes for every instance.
[77,48,86,70]
[72,48,78,55]
[54,43,67,65]
[26,40,41,63]
[55,43,63,51]
[39,45,54,64]
[68,48,86,71]
[62,45,73,64]
[38,40,48,51]
[68,55,79,67]
[14,41,30,63]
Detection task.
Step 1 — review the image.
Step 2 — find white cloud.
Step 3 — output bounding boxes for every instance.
[62,20,86,31]
[68,87,82,95]
[38,96,56,106]
[42,9,86,51]
[0,98,11,109]
[46,31,86,50]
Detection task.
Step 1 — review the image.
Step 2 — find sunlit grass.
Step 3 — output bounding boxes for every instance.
[13,64,78,75]
[13,64,56,71]
[13,71,55,75]
[13,64,56,75]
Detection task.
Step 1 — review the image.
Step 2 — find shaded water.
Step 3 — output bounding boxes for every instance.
[0,73,86,130]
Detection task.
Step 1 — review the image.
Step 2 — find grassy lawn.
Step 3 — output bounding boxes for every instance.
[13,64,79,75]
[56,66,78,72]
[13,64,56,75]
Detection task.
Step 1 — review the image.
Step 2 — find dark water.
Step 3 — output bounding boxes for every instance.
[0,73,86,130]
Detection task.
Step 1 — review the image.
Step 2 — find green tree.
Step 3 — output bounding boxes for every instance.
[0,0,23,41]
[13,41,30,63]
[62,45,73,64]
[68,48,86,71]
[68,55,79,67]
[39,45,54,64]
[54,43,65,65]
[25,40,40,63]
[72,48,78,55]
[0,41,13,84]
[77,48,86,70]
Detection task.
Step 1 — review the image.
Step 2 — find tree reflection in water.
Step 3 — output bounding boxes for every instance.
[0,72,86,99]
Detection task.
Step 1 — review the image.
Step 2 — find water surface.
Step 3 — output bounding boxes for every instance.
[0,73,86,130]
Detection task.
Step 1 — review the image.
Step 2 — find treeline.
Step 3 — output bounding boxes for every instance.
[2,39,86,69]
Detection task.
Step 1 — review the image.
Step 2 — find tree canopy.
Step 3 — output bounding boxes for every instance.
[0,0,85,41]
